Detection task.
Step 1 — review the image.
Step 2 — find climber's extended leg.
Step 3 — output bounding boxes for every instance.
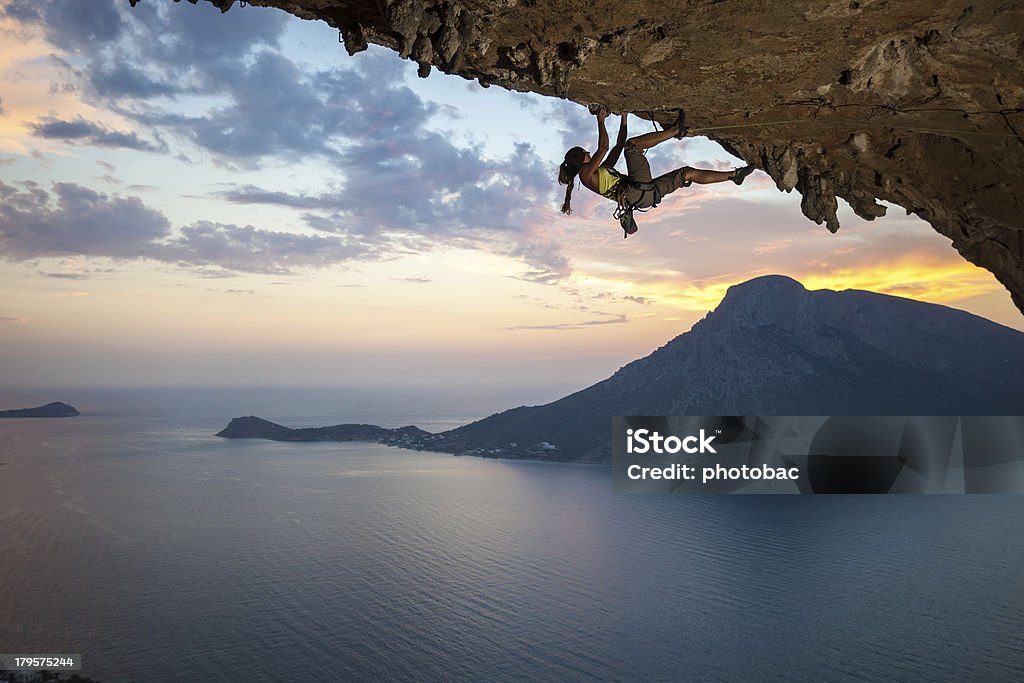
[682,168,734,184]
[639,164,759,206]
[681,164,758,185]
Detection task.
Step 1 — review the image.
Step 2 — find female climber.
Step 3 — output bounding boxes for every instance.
[558,107,757,236]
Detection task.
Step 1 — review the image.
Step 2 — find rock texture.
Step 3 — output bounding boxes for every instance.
[156,0,1024,312]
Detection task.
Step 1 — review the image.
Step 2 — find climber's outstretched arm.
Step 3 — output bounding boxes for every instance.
[579,108,610,185]
[604,113,628,168]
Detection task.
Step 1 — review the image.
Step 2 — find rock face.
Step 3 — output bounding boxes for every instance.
[426,275,1024,461]
[173,0,1024,313]
[0,402,80,418]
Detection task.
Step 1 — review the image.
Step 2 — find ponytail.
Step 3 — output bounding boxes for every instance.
[558,161,577,215]
[558,147,586,215]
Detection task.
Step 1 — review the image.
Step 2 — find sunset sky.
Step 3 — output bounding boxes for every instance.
[1,0,1020,395]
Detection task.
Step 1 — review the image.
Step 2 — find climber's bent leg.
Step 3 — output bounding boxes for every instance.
[623,143,653,183]
[625,127,676,151]
[626,111,686,150]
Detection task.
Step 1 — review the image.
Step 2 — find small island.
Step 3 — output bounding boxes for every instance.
[0,401,80,418]
[216,416,430,446]
[216,416,561,460]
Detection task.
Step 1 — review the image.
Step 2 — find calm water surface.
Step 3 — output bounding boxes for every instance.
[1,391,1022,681]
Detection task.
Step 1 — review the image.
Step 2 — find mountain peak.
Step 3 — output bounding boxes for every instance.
[711,275,810,329]
[427,276,1024,461]
[722,274,807,303]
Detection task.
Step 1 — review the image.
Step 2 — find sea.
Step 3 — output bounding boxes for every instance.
[1,386,1023,682]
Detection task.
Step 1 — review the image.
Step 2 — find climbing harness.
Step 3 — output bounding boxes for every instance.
[594,112,657,238]
[592,112,676,238]
[603,167,680,239]
[609,110,691,238]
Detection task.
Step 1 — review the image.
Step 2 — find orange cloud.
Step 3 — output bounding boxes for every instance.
[572,253,1007,321]
[797,260,1003,305]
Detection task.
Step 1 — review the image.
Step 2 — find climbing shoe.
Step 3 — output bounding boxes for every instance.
[673,109,688,139]
[588,103,609,116]
[732,164,756,185]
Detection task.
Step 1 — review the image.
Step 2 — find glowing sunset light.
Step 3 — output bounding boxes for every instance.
[0,1,1019,390]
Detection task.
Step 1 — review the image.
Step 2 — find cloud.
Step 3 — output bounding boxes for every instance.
[4,0,124,50]
[123,1,288,75]
[215,94,571,278]
[0,316,30,325]
[612,294,651,305]
[6,1,572,280]
[113,48,436,166]
[0,181,379,274]
[90,62,179,99]
[220,185,341,210]
[6,0,289,99]
[0,181,171,259]
[40,272,89,280]
[543,98,593,152]
[503,314,629,331]
[1,0,40,23]
[30,116,166,152]
[0,95,6,116]
[159,221,378,274]
[189,267,240,279]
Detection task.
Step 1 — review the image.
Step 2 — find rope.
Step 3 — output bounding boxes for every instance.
[684,118,1024,138]
[634,103,1023,138]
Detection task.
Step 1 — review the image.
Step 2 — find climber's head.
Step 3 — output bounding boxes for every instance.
[560,147,588,181]
[558,147,588,215]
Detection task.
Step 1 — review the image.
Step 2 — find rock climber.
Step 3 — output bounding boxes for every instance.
[558,106,757,236]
